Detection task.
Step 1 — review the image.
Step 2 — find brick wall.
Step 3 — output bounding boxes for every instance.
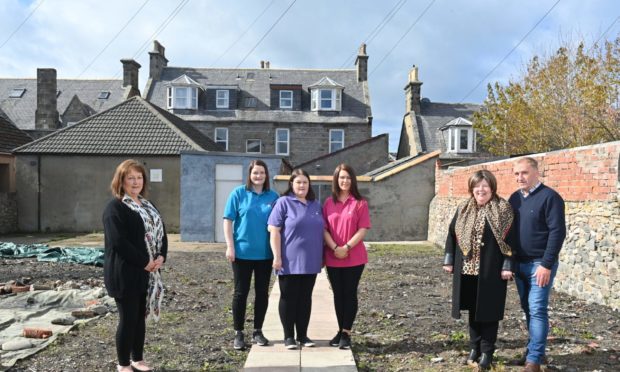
[0,192,17,234]
[429,141,620,310]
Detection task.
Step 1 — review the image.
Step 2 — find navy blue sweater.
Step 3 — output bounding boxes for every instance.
[508,184,566,269]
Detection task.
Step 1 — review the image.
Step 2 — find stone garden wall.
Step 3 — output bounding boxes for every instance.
[428,141,620,310]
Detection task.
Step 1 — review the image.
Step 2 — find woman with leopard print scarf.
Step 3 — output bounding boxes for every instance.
[442,170,515,371]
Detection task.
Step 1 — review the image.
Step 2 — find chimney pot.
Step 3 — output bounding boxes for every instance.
[265,61,270,69]
[260,60,265,68]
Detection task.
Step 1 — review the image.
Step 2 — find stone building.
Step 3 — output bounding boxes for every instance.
[143,41,373,166]
[0,60,141,139]
[0,114,32,233]
[396,66,489,167]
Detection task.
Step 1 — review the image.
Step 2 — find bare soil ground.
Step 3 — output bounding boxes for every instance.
[1,237,618,371]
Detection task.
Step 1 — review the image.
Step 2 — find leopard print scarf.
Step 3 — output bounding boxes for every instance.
[454,195,513,258]
[122,194,165,322]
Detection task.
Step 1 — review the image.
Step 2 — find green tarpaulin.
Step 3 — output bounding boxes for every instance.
[0,243,104,267]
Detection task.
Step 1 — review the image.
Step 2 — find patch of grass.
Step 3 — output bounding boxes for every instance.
[450,330,467,342]
[551,326,570,338]
[369,243,441,256]
[581,331,596,339]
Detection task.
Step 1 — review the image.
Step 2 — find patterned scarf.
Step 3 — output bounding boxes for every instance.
[122,194,165,322]
[454,195,513,258]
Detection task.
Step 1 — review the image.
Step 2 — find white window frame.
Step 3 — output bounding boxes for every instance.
[216,90,229,109]
[246,139,262,154]
[167,86,198,109]
[279,90,293,109]
[275,128,290,155]
[447,127,475,153]
[329,129,345,153]
[215,127,228,150]
[311,88,342,112]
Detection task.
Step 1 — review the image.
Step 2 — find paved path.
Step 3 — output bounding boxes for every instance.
[243,270,357,371]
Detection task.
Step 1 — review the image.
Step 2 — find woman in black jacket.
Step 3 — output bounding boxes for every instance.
[442,170,514,370]
[103,159,167,372]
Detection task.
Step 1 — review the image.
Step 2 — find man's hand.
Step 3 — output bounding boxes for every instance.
[442,265,453,274]
[535,265,551,287]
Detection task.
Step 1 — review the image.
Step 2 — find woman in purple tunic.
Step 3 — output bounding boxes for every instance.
[268,169,324,350]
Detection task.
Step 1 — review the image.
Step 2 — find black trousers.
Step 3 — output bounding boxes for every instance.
[327,264,365,331]
[461,275,499,354]
[231,258,273,331]
[114,295,147,366]
[278,274,317,340]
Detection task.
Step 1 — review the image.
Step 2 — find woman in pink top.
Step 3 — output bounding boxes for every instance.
[323,164,371,350]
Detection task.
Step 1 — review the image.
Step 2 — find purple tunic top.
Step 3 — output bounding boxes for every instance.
[268,194,324,275]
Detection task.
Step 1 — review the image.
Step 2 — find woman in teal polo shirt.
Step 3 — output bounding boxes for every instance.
[223,160,279,350]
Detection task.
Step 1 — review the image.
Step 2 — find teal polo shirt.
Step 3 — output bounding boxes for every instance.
[223,185,279,260]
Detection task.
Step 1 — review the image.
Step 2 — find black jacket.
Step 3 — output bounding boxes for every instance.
[444,212,514,322]
[103,198,168,298]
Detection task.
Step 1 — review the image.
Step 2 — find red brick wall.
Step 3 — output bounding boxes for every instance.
[435,142,620,201]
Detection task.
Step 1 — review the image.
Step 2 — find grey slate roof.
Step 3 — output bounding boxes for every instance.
[146,67,370,123]
[14,96,222,155]
[416,101,480,152]
[0,113,32,153]
[0,78,125,130]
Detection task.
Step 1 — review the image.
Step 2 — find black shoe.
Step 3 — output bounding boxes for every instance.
[297,336,315,347]
[338,332,351,349]
[284,337,298,350]
[329,331,342,347]
[478,352,493,370]
[466,349,481,365]
[252,330,269,346]
[233,331,245,350]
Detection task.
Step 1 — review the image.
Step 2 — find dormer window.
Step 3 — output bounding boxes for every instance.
[279,90,293,109]
[309,77,344,112]
[166,74,202,110]
[216,90,229,109]
[9,88,26,98]
[441,117,476,153]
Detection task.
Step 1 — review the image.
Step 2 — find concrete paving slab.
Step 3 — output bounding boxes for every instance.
[243,270,357,371]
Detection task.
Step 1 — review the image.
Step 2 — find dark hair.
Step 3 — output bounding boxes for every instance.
[283,168,316,201]
[467,169,497,196]
[110,159,148,199]
[332,163,363,202]
[245,159,270,191]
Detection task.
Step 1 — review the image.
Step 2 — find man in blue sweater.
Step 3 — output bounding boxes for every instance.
[509,157,566,372]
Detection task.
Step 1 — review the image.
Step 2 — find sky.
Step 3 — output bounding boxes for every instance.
[1,0,618,151]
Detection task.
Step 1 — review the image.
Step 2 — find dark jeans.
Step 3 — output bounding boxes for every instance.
[461,275,499,354]
[326,264,365,331]
[278,274,317,340]
[231,258,273,331]
[114,295,146,366]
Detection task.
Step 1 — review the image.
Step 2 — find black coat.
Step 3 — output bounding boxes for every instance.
[444,211,514,322]
[102,198,167,298]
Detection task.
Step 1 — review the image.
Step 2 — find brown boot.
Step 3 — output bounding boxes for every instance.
[523,362,541,372]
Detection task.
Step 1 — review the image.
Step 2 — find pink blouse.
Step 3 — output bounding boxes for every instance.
[323,195,371,267]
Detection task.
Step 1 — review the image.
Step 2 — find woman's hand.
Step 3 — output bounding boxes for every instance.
[442,265,453,274]
[334,246,348,259]
[144,259,155,272]
[153,256,165,270]
[225,246,235,263]
[272,257,282,270]
[501,270,513,281]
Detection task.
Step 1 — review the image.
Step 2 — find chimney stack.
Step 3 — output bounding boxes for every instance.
[355,43,368,82]
[148,40,168,80]
[260,60,265,68]
[265,61,270,69]
[121,59,141,99]
[404,65,423,114]
[35,68,60,130]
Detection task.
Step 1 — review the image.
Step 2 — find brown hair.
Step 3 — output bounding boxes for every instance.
[283,168,316,201]
[467,169,497,196]
[245,159,270,191]
[331,163,363,202]
[516,156,538,170]
[110,159,148,199]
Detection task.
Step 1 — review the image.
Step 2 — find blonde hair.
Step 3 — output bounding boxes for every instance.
[110,159,148,199]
